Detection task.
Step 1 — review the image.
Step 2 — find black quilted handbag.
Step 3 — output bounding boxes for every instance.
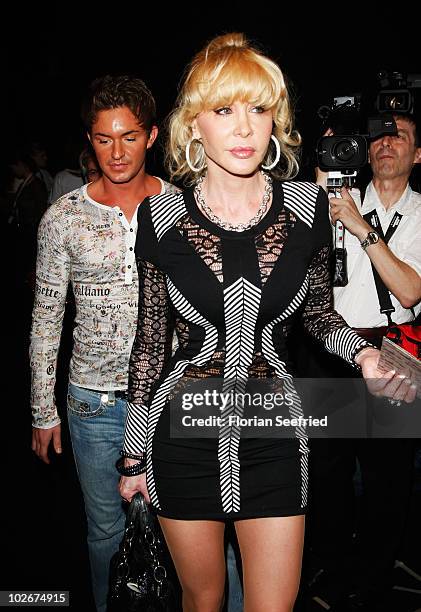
[108,493,179,612]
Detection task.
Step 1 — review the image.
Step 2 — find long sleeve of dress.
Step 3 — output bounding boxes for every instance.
[302,243,370,364]
[29,206,70,428]
[124,258,174,455]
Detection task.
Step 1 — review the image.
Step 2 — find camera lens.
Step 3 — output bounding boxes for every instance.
[376,90,412,113]
[385,93,407,110]
[332,138,358,163]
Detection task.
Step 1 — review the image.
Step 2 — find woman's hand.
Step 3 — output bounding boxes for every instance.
[118,457,150,503]
[355,347,417,403]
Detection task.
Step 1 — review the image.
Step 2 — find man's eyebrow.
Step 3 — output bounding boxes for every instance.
[121,129,142,136]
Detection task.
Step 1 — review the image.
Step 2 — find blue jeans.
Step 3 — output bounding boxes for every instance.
[67,383,127,612]
[226,541,244,612]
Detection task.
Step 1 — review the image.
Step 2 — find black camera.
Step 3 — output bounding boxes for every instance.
[317,135,367,172]
[376,71,421,114]
[316,95,366,174]
[316,116,397,172]
[316,92,397,173]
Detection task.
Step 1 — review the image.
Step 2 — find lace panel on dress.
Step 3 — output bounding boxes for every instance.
[176,215,223,283]
[255,209,295,285]
[176,208,296,289]
[302,245,347,339]
[174,318,190,350]
[128,259,173,405]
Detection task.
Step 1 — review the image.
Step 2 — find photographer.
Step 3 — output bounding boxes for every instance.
[326,115,421,329]
[305,112,421,611]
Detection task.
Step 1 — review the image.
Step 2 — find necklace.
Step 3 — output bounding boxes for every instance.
[194,172,273,232]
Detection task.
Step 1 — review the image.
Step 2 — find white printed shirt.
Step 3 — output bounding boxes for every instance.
[30,178,179,428]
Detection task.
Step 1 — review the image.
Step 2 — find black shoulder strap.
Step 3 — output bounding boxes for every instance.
[362,209,403,325]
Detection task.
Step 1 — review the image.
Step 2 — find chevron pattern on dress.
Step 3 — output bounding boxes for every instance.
[217,277,262,513]
[224,277,261,369]
[149,192,187,242]
[282,181,320,228]
[218,386,243,514]
[218,388,243,514]
[146,358,191,507]
[324,326,368,365]
[219,455,241,513]
[261,274,311,508]
[144,279,219,508]
[299,438,309,506]
[123,402,148,455]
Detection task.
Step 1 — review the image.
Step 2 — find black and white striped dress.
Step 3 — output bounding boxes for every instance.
[124,180,368,520]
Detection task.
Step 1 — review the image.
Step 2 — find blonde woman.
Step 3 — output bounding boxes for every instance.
[119,34,413,612]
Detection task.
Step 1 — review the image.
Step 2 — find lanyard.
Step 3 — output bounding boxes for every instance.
[363,209,402,244]
[362,208,403,325]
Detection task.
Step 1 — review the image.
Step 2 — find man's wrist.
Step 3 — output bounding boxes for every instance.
[360,229,381,250]
[32,418,61,430]
[355,222,373,242]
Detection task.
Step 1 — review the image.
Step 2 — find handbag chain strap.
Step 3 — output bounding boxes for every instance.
[139,497,168,597]
[113,518,136,594]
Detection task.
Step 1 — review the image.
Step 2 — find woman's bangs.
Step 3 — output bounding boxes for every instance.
[194,57,280,113]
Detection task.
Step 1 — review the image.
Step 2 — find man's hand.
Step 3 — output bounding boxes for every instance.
[32,424,62,464]
[329,186,371,240]
[355,347,417,403]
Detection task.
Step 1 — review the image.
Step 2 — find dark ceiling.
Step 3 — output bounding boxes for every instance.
[5,5,420,174]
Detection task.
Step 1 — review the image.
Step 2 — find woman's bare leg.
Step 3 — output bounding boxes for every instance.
[234,515,305,612]
[158,517,226,612]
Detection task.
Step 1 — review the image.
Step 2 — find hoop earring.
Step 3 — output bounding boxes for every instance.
[261,134,281,171]
[186,138,207,173]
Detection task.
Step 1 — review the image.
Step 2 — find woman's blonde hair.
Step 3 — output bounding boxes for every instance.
[166,33,301,184]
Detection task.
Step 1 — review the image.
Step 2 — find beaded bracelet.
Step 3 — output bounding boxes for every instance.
[351,343,375,373]
[119,450,145,461]
[116,456,147,477]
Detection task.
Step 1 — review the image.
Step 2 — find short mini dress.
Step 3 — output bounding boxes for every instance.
[124,180,368,520]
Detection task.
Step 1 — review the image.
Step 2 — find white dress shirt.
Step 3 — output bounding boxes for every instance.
[333,181,421,328]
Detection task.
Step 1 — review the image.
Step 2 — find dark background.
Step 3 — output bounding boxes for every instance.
[3,5,421,611]
[5,6,421,177]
